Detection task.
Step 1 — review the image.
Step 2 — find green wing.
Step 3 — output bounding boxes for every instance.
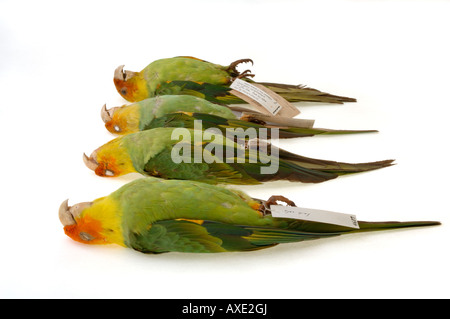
[142,144,260,185]
[155,80,240,105]
[139,129,350,185]
[126,219,341,253]
[127,220,227,253]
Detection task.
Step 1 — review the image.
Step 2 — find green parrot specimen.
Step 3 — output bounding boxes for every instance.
[113,56,357,105]
[101,95,236,135]
[59,178,440,253]
[83,127,394,184]
[101,95,377,138]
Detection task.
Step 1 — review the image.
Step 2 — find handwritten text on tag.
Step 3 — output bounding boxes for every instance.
[270,205,360,229]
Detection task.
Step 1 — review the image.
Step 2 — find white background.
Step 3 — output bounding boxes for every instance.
[1,0,449,299]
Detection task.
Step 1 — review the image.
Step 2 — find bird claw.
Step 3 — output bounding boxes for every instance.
[259,195,297,216]
[235,69,255,80]
[228,59,254,79]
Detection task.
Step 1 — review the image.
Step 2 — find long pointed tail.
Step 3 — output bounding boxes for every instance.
[235,218,440,249]
[246,140,395,183]
[276,127,378,138]
[356,220,442,233]
[256,82,357,104]
[275,159,394,183]
[275,143,395,174]
[256,196,441,235]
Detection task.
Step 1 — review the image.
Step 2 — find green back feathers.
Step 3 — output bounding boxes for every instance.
[136,95,236,131]
[142,57,231,96]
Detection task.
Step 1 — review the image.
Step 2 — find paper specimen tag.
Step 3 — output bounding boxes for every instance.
[270,205,360,229]
[230,79,300,117]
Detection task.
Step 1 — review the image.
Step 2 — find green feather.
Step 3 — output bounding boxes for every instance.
[118,127,394,185]
[136,95,236,131]
[144,112,377,139]
[100,178,440,254]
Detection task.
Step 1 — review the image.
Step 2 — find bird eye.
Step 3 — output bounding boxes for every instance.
[79,232,95,241]
[114,125,121,132]
[120,88,127,95]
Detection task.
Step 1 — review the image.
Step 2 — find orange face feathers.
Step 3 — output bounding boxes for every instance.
[101,104,140,135]
[114,77,139,102]
[113,65,149,102]
[94,157,122,177]
[63,215,108,245]
[83,139,135,177]
[59,198,125,247]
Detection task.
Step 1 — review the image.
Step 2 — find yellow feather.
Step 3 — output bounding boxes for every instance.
[95,138,136,176]
[111,103,141,134]
[132,72,150,101]
[82,196,126,246]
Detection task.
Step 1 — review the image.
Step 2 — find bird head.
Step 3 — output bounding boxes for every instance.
[113,65,149,102]
[59,199,108,245]
[83,138,135,177]
[101,103,140,135]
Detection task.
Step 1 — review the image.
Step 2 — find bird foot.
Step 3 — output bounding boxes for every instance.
[259,195,297,216]
[227,58,254,79]
[235,69,255,80]
[266,195,296,207]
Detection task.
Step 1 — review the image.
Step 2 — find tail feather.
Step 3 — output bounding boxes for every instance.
[356,220,442,232]
[240,140,394,183]
[256,82,357,104]
[254,141,394,176]
[254,200,442,234]
[275,145,395,174]
[277,127,378,138]
[238,220,440,248]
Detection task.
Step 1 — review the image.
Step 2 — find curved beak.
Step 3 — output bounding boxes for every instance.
[101,104,112,123]
[114,64,138,82]
[114,65,125,81]
[59,199,75,226]
[83,152,99,172]
[59,199,93,227]
[101,104,121,124]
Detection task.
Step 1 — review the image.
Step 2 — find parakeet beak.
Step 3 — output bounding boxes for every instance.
[101,104,121,124]
[101,104,112,123]
[83,152,99,172]
[101,104,116,124]
[59,199,92,227]
[114,65,138,82]
[114,65,126,81]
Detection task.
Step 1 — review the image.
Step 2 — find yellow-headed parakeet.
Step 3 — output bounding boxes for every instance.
[113,56,356,105]
[101,95,376,138]
[83,127,393,184]
[101,95,236,135]
[59,178,440,253]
